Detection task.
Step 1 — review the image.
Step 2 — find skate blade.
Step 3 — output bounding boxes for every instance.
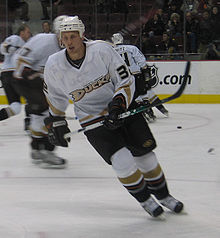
[31,159,43,165]
[144,117,156,123]
[163,112,169,117]
[165,208,188,215]
[149,213,166,221]
[173,208,188,215]
[39,162,67,169]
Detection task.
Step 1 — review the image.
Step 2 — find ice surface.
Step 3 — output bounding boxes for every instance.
[0,104,219,238]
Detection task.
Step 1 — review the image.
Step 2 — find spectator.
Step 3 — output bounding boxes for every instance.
[8,0,29,22]
[181,0,200,16]
[198,0,214,12]
[18,0,29,21]
[97,0,107,13]
[53,0,63,17]
[156,8,169,25]
[171,0,183,9]
[55,0,74,16]
[109,0,128,14]
[197,10,215,58]
[210,6,220,40]
[141,34,158,57]
[163,0,183,12]
[39,0,50,20]
[39,0,62,20]
[157,32,179,59]
[185,11,199,52]
[167,13,183,37]
[205,43,220,59]
[167,2,183,21]
[42,21,52,33]
[142,13,165,37]
[162,0,170,11]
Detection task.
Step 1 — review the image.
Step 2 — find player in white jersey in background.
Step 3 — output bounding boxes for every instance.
[13,15,68,169]
[0,24,31,128]
[111,32,169,122]
[43,16,184,218]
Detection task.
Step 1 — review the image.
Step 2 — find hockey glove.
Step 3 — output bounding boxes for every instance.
[141,67,152,90]
[21,67,41,81]
[44,116,71,147]
[135,73,148,96]
[104,94,126,130]
[5,45,19,54]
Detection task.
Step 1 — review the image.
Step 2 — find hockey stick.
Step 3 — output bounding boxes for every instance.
[66,116,78,120]
[64,61,191,138]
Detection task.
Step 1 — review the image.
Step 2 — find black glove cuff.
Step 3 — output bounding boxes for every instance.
[21,67,41,81]
[141,67,151,81]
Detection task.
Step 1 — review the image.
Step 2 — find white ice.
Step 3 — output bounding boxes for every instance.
[0,104,219,238]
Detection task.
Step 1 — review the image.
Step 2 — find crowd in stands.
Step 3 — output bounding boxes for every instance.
[1,0,220,60]
[141,0,220,59]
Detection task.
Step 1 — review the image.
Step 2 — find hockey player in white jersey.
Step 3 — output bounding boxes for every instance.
[0,24,31,126]
[13,15,68,169]
[43,16,184,218]
[111,32,169,122]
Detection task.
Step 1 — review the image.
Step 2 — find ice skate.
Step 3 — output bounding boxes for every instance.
[158,107,169,117]
[31,149,44,164]
[40,150,67,169]
[141,196,164,218]
[141,99,156,122]
[31,150,66,169]
[159,195,184,213]
[143,109,156,123]
[24,117,31,135]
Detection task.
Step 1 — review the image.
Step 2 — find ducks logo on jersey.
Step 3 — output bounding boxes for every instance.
[69,74,110,102]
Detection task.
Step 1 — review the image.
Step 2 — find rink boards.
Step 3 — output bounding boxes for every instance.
[0,60,220,104]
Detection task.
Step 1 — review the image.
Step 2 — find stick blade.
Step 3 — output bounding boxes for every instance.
[161,61,191,104]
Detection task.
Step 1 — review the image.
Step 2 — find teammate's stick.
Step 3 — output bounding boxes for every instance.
[64,61,191,138]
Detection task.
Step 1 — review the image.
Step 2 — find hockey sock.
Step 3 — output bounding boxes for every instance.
[111,147,151,203]
[143,164,169,200]
[31,136,55,151]
[118,169,151,203]
[0,108,9,121]
[135,152,169,200]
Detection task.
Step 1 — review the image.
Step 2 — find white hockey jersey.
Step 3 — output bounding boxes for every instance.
[13,33,60,78]
[113,44,157,103]
[44,40,135,126]
[0,35,26,72]
[113,44,147,74]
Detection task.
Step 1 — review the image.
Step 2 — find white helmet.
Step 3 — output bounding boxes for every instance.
[53,15,68,34]
[59,16,85,38]
[111,33,124,45]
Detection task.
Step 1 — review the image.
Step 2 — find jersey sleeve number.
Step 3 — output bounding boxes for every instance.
[43,80,48,94]
[117,65,129,80]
